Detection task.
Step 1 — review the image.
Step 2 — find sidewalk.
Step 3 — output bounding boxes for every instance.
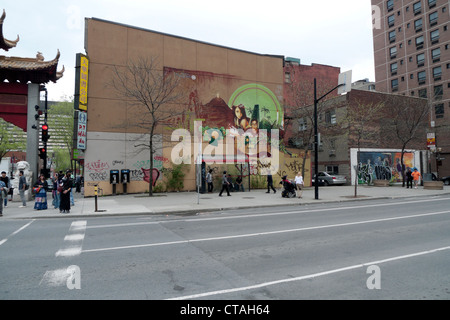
[1,185,449,219]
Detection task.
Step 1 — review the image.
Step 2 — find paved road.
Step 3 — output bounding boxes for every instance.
[1,195,449,303]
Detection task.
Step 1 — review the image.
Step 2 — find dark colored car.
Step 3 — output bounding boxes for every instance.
[441,176,450,186]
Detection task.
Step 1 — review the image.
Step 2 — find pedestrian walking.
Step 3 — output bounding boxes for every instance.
[405,168,413,189]
[218,171,231,197]
[60,170,73,213]
[295,172,304,198]
[0,179,6,217]
[206,169,213,193]
[0,171,10,207]
[33,174,48,210]
[411,168,421,189]
[18,170,27,208]
[266,174,276,194]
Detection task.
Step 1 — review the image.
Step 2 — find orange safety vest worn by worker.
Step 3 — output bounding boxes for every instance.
[411,171,421,181]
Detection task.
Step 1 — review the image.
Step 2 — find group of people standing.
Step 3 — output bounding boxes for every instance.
[405,167,421,189]
[32,170,74,213]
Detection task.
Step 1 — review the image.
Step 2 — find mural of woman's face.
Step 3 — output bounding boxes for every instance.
[235,107,242,119]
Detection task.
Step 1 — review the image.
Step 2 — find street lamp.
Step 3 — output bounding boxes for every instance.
[313,71,351,200]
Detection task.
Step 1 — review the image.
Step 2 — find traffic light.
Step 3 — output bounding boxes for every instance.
[41,124,50,142]
[39,147,46,160]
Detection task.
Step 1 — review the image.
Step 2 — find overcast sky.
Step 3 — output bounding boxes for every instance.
[2,0,375,101]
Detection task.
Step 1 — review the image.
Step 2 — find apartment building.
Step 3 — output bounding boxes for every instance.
[372,0,450,177]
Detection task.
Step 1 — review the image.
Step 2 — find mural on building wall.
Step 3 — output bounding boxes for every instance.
[358,152,414,184]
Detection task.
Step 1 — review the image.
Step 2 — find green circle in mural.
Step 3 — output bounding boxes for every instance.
[228,83,283,130]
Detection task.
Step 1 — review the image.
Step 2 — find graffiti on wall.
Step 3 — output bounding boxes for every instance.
[358,152,414,184]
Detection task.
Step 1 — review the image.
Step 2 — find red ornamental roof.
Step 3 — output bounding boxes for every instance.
[0,9,64,83]
[0,9,19,51]
[0,50,64,83]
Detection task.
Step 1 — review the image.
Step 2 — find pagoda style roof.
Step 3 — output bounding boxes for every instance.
[0,50,64,83]
[0,9,19,51]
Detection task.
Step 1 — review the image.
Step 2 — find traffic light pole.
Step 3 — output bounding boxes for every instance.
[41,87,49,179]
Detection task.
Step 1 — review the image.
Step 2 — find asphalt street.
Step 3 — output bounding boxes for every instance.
[0,194,449,302]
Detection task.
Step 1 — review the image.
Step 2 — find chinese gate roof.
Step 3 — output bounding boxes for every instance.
[0,9,19,51]
[0,50,64,83]
[0,9,64,83]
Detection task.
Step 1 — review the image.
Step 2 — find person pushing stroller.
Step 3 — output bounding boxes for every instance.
[280,175,297,198]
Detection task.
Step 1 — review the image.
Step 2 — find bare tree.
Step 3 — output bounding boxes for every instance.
[343,99,385,197]
[382,95,429,186]
[110,57,187,196]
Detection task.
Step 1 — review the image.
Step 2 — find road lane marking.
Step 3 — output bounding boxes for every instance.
[81,210,450,254]
[167,244,450,300]
[0,220,34,247]
[42,220,87,288]
[55,220,87,257]
[85,197,450,230]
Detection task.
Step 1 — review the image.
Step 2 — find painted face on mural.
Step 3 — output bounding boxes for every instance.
[234,106,242,119]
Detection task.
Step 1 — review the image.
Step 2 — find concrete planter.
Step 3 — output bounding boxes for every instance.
[423,181,444,190]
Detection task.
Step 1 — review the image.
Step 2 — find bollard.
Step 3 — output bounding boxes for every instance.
[94,185,98,212]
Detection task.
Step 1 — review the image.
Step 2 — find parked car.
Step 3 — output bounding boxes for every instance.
[441,176,450,186]
[312,172,347,186]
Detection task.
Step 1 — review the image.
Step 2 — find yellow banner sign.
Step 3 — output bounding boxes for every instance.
[79,56,89,111]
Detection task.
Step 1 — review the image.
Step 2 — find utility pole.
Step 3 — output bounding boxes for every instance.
[313,79,345,200]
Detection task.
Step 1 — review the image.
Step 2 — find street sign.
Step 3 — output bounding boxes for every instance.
[77,111,87,150]
[338,70,352,95]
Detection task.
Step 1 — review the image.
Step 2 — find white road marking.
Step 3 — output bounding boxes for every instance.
[0,220,34,247]
[167,244,450,300]
[81,210,450,254]
[86,197,450,229]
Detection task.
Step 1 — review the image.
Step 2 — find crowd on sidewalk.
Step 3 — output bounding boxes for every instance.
[0,170,83,217]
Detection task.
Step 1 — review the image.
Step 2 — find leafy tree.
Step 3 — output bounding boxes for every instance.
[0,118,26,163]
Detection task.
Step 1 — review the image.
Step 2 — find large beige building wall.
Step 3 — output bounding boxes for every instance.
[83,18,299,196]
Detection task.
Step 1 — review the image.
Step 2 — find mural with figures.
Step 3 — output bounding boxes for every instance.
[358,152,414,184]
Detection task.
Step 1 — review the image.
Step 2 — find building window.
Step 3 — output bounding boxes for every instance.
[419,88,427,98]
[391,62,398,75]
[390,46,397,58]
[284,72,291,83]
[417,53,425,67]
[431,29,440,44]
[326,165,339,175]
[429,11,438,26]
[415,18,423,31]
[388,14,395,27]
[428,0,437,8]
[418,71,426,84]
[432,47,441,62]
[387,0,394,11]
[391,78,399,91]
[389,30,396,43]
[433,66,442,80]
[299,117,307,131]
[434,84,443,98]
[325,109,337,125]
[435,104,444,118]
[416,35,424,49]
[413,1,422,15]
